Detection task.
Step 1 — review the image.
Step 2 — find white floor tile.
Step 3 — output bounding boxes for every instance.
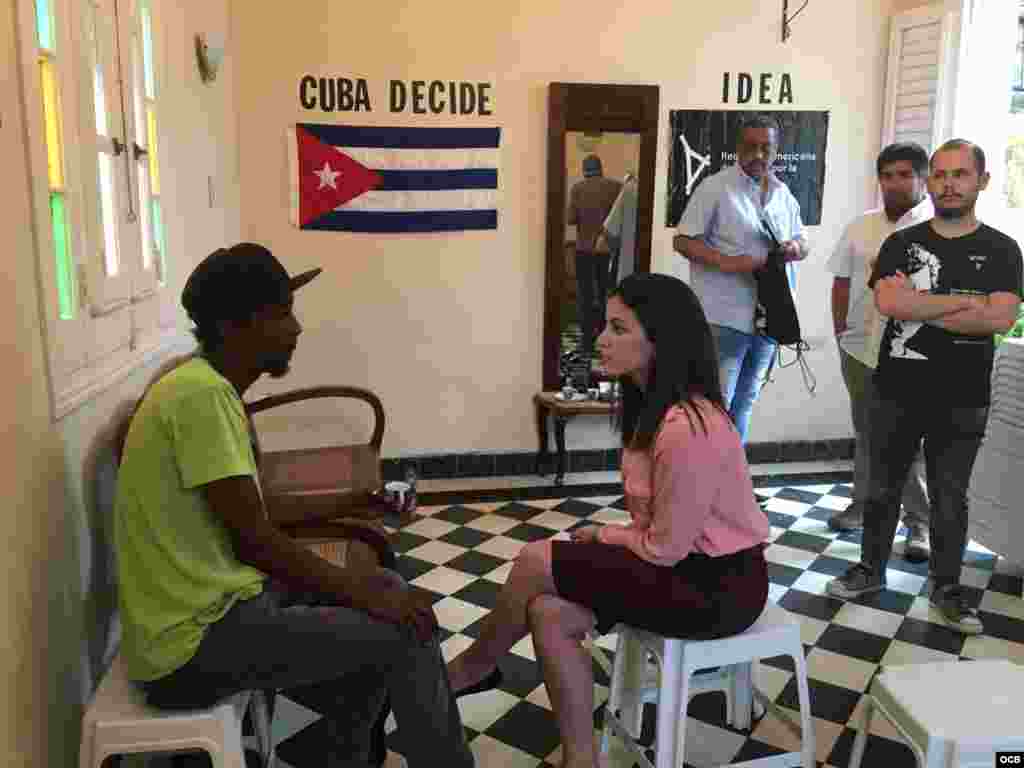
[411,565,478,595]
[404,539,467,565]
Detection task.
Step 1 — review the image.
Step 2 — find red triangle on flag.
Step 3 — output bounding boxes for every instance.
[296,125,382,227]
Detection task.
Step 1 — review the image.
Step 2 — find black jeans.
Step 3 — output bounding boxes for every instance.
[575,250,611,360]
[861,394,988,590]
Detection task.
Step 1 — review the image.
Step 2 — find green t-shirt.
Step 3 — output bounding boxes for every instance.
[114,357,266,681]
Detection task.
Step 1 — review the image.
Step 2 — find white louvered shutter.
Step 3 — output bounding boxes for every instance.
[882,4,960,152]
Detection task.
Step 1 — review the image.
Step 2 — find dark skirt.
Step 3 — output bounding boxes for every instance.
[551,540,768,638]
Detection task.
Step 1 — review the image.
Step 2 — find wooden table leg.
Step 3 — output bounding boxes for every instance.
[534,399,550,476]
[554,414,568,485]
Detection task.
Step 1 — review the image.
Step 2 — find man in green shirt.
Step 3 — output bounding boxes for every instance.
[115,242,473,767]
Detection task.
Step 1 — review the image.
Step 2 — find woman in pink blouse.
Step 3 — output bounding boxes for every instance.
[447,273,769,768]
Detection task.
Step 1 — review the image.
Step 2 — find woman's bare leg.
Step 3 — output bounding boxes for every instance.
[529,594,600,768]
[447,539,556,692]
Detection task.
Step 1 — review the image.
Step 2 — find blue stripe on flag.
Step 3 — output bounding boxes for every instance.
[300,123,501,149]
[375,169,497,191]
[304,210,497,233]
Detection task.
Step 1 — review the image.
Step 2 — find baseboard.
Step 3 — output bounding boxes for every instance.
[382,438,855,482]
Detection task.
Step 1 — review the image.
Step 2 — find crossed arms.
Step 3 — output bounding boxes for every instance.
[874,272,1021,336]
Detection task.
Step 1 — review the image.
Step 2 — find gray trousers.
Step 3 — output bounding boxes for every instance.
[839,347,929,527]
[144,578,473,768]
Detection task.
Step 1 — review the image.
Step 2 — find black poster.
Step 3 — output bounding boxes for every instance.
[666,110,829,227]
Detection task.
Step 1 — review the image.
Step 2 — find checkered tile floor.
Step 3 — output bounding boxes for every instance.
[267,476,1024,768]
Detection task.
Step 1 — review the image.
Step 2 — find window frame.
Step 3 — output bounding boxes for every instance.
[16,0,187,421]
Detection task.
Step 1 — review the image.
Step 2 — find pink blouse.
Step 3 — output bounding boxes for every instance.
[599,400,770,566]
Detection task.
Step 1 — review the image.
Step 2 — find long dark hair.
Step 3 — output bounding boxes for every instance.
[611,273,729,450]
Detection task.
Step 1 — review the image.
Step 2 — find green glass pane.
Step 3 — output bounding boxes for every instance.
[151,198,165,279]
[50,192,75,319]
[35,0,53,51]
[142,4,155,99]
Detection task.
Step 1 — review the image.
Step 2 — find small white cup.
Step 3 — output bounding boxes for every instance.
[384,480,411,512]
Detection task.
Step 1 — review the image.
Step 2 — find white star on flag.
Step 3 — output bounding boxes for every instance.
[314,162,341,190]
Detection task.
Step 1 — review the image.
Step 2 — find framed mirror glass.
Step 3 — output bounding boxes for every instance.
[543,83,660,391]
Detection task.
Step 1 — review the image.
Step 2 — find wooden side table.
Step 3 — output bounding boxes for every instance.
[534,391,615,485]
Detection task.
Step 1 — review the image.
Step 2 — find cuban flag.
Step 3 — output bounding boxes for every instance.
[289,123,500,232]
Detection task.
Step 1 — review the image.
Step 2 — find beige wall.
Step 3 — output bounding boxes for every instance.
[2,0,241,764]
[235,0,899,455]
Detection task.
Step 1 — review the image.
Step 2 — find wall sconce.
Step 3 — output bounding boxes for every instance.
[195,33,225,84]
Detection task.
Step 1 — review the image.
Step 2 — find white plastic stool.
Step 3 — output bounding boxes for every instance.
[591,636,762,742]
[848,659,1024,768]
[79,653,274,768]
[601,602,815,768]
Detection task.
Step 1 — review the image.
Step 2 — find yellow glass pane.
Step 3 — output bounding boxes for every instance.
[146,107,160,195]
[39,57,64,190]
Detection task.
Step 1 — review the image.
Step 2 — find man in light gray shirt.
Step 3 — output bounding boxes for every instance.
[825,143,932,562]
[674,115,808,442]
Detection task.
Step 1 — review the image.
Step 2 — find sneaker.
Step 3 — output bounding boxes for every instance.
[903,523,930,563]
[826,563,885,599]
[930,585,984,635]
[827,504,864,532]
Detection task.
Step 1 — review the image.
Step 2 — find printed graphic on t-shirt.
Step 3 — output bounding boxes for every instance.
[888,242,942,360]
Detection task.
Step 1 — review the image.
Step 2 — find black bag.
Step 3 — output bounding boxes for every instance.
[751,217,817,394]
[753,217,802,346]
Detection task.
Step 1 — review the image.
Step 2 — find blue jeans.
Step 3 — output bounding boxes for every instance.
[710,324,776,443]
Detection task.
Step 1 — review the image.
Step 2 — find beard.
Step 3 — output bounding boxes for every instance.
[265,350,294,378]
[934,201,968,220]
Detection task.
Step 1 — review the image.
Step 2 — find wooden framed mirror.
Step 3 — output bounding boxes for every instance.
[543,82,660,391]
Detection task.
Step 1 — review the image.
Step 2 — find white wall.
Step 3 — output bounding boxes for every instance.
[234,0,900,457]
[2,0,241,763]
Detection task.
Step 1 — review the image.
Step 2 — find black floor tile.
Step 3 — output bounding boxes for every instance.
[495,651,544,698]
[439,526,494,549]
[552,498,605,517]
[777,675,861,724]
[444,550,508,577]
[849,588,916,615]
[432,505,486,525]
[395,555,439,583]
[503,522,556,543]
[814,624,893,664]
[987,572,1023,596]
[828,726,916,768]
[977,610,1024,644]
[485,700,563,758]
[772,487,827,505]
[773,530,832,554]
[807,555,861,578]
[493,502,548,522]
[778,588,845,622]
[765,510,800,528]
[893,616,966,656]
[389,530,432,554]
[452,579,503,610]
[767,562,806,587]
[801,506,837,522]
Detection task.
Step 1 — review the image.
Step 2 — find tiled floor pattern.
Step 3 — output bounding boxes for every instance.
[267,477,1024,768]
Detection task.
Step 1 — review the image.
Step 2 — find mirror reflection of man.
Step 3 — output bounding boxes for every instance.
[673,115,808,444]
[568,154,622,384]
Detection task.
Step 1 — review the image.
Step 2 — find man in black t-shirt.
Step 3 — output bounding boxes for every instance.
[827,140,1023,636]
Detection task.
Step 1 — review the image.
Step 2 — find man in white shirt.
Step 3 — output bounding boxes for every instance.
[825,143,932,561]
[674,115,808,443]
